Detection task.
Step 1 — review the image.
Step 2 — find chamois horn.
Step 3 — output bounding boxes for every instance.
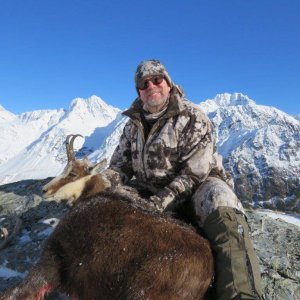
[65,134,83,162]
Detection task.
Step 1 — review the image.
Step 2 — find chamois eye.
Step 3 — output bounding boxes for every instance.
[69,172,77,177]
[83,166,93,173]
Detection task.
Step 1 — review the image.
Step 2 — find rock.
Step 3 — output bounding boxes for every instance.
[0,179,299,299]
[0,179,69,299]
[246,211,300,300]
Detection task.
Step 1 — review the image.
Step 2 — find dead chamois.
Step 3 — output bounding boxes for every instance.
[0,135,214,300]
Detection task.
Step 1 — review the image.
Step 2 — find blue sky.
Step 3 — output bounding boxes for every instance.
[0,0,299,115]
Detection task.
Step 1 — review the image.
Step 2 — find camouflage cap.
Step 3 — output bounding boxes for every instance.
[135,59,173,89]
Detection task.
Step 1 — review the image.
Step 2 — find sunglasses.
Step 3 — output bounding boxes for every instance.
[137,76,164,90]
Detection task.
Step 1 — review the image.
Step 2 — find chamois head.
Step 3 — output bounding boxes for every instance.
[42,134,108,204]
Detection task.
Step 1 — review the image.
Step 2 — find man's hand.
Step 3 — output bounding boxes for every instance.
[149,195,164,212]
[101,169,122,190]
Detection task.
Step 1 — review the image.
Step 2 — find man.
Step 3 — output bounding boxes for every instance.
[107,59,264,299]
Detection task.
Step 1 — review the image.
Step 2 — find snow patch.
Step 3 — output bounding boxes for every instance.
[256,209,300,228]
[40,218,60,227]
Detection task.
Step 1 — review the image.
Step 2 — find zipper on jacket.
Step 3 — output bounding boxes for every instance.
[133,118,161,183]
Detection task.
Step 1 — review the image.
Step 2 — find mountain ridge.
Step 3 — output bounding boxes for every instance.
[0,93,299,212]
[199,94,300,211]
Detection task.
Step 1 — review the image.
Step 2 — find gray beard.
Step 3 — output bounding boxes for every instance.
[142,97,169,114]
[146,96,168,107]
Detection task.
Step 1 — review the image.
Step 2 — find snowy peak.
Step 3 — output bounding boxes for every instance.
[200,93,298,130]
[0,95,122,184]
[0,104,16,123]
[59,95,121,137]
[201,93,255,112]
[213,92,255,106]
[70,95,120,119]
[199,93,300,209]
[199,93,300,153]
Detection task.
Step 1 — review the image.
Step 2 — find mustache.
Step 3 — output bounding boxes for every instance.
[146,88,161,96]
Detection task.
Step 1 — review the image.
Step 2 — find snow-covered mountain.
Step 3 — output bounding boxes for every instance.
[0,105,16,123]
[0,108,65,165]
[199,93,300,211]
[0,93,299,212]
[0,96,120,183]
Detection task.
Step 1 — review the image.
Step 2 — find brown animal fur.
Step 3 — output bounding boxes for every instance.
[0,135,214,299]
[1,191,213,300]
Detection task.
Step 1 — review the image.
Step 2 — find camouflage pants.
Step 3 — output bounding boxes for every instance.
[191,176,244,227]
[162,177,264,299]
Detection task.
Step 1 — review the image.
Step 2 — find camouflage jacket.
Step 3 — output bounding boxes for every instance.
[109,86,233,207]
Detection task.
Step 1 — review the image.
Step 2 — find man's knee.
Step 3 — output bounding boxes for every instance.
[192,176,244,227]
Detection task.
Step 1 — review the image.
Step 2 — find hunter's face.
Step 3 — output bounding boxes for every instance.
[139,77,171,113]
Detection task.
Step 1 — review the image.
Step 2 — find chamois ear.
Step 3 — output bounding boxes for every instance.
[90,159,108,175]
[82,157,91,164]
